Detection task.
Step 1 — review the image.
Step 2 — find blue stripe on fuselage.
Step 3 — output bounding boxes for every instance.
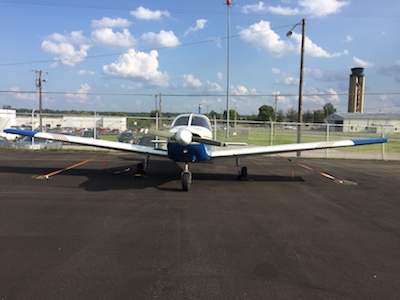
[167,143,212,162]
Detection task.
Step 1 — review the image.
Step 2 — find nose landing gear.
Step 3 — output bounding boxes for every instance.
[181,163,192,191]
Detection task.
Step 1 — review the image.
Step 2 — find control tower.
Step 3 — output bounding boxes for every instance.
[348,67,365,113]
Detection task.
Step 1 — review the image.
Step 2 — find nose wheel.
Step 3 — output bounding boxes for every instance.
[181,163,192,191]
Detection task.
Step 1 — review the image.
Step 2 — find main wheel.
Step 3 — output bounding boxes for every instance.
[136,163,145,177]
[240,166,248,180]
[182,172,191,191]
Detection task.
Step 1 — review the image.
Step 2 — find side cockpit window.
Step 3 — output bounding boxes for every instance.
[173,116,190,126]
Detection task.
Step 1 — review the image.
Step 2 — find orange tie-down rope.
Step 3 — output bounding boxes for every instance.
[285,157,357,185]
[43,157,96,179]
[43,155,131,179]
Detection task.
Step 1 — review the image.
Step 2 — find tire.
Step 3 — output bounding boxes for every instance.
[136,163,145,176]
[241,166,248,179]
[182,172,191,191]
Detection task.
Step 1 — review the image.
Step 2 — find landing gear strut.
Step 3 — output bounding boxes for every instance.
[181,163,192,191]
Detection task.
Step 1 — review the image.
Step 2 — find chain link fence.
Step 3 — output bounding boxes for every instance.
[12,113,400,160]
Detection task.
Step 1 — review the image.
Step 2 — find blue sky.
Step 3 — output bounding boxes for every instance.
[0,0,399,115]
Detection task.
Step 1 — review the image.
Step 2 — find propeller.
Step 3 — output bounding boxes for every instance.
[148,129,227,147]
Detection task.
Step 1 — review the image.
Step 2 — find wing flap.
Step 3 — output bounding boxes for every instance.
[211,138,389,158]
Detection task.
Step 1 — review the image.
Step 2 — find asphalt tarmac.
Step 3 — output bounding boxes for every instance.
[0,150,399,300]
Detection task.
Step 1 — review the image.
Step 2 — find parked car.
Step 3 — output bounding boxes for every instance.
[13,136,62,150]
[136,135,156,147]
[0,136,12,148]
[82,130,99,139]
[118,131,136,144]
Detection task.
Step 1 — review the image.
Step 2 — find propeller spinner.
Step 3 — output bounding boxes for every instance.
[175,129,192,146]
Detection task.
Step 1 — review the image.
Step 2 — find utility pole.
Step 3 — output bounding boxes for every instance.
[273,92,280,122]
[158,92,162,130]
[286,18,305,157]
[225,0,231,138]
[33,69,48,131]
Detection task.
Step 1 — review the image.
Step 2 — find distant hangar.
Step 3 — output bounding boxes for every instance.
[326,113,400,134]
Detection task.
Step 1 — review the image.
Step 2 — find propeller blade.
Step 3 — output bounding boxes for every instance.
[146,129,174,138]
[192,136,227,147]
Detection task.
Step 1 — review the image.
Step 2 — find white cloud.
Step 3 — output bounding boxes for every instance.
[289,31,347,58]
[304,87,341,106]
[91,17,131,28]
[344,35,353,42]
[241,1,267,14]
[239,21,293,56]
[66,83,91,103]
[77,70,95,75]
[182,74,202,89]
[217,72,223,81]
[180,74,223,93]
[184,19,208,36]
[41,31,91,66]
[9,87,36,101]
[326,88,341,103]
[102,49,169,86]
[266,0,349,17]
[353,56,374,68]
[141,30,180,48]
[239,20,347,58]
[232,85,253,95]
[204,81,223,93]
[91,28,136,48]
[130,6,170,20]
[284,77,300,86]
[272,68,281,74]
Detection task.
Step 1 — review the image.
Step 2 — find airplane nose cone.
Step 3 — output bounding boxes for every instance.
[176,129,192,146]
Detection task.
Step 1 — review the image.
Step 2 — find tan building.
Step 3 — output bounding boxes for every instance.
[348,67,365,113]
[15,115,127,132]
[326,113,400,134]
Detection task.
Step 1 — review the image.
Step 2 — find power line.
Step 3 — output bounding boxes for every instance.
[1,0,399,17]
[2,90,400,98]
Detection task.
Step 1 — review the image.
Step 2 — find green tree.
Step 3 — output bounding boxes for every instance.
[276,109,286,122]
[313,110,325,123]
[149,110,160,118]
[222,109,236,120]
[257,105,275,121]
[285,107,298,122]
[323,103,336,117]
[209,110,220,119]
[303,109,314,123]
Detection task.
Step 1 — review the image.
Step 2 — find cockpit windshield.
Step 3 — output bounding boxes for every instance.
[191,116,211,130]
[173,116,190,126]
[172,114,212,131]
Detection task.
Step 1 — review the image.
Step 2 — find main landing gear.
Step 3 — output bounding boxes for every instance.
[135,153,149,177]
[236,157,248,180]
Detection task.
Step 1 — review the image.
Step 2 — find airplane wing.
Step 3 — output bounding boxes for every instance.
[3,129,168,156]
[211,138,389,158]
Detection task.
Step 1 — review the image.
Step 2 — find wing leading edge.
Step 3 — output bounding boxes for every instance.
[3,129,167,156]
[211,138,389,158]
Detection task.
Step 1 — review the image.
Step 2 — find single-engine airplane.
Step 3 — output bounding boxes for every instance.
[4,113,388,191]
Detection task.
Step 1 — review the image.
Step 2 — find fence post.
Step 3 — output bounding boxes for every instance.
[325,122,330,159]
[270,120,273,146]
[381,124,386,161]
